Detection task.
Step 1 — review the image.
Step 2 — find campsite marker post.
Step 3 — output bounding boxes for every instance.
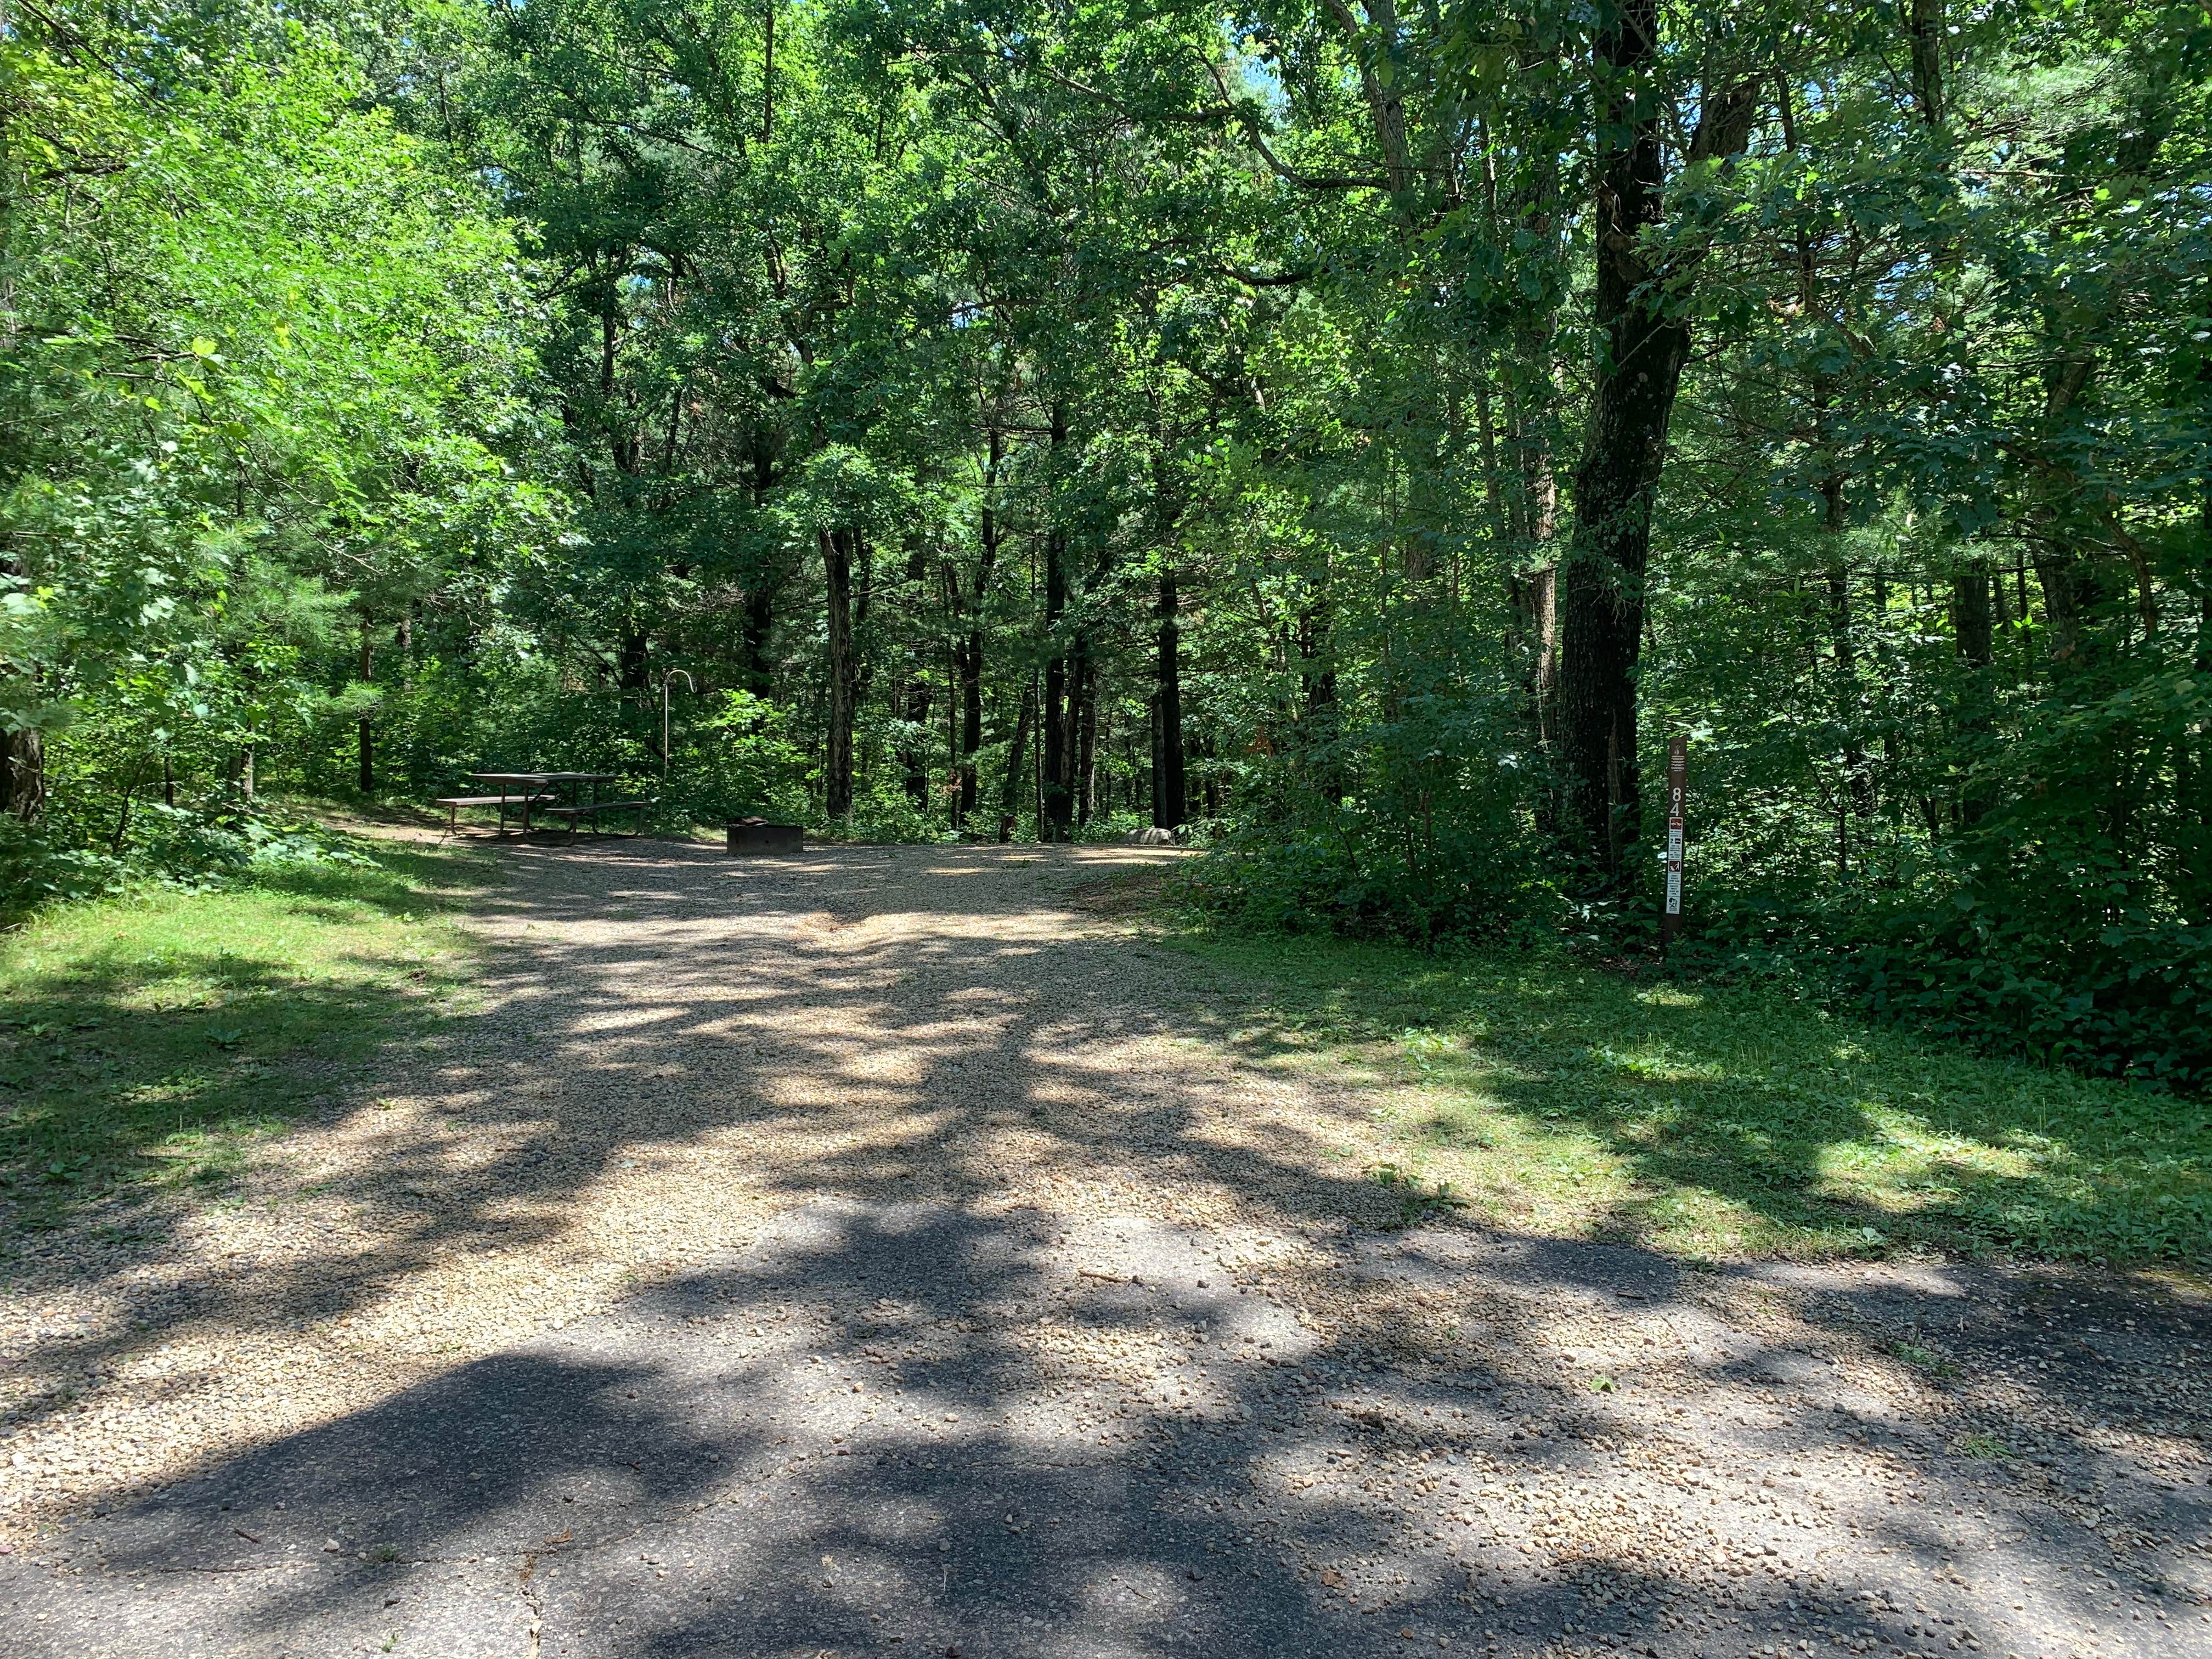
[1662,734,1686,954]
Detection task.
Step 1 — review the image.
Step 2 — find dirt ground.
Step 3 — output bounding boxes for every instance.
[1,839,2205,1657]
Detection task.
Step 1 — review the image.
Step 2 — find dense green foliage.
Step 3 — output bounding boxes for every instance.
[4,2,2209,1086]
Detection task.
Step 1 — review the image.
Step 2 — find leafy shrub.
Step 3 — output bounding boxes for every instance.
[0,795,370,921]
[828,786,955,844]
[1077,808,1153,843]
[126,799,376,880]
[1185,792,1556,943]
[1843,899,2212,1091]
[0,816,122,915]
[1681,875,2212,1093]
[667,691,813,826]
[1186,668,1560,942]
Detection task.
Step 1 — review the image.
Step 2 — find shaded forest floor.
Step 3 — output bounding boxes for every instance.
[0,837,2204,1657]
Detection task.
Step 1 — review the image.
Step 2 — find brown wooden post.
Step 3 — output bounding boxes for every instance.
[1662,734,1687,952]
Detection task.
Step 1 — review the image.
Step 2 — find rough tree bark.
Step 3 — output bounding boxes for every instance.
[1000,676,1035,826]
[1503,140,1564,758]
[1319,0,1413,199]
[356,621,375,797]
[1040,404,1074,841]
[1154,562,1186,830]
[1075,659,1098,826]
[4,725,43,821]
[822,528,856,820]
[957,426,1004,825]
[1557,3,1754,881]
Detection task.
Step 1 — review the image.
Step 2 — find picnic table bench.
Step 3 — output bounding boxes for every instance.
[539,798,650,836]
[437,772,644,836]
[433,791,553,834]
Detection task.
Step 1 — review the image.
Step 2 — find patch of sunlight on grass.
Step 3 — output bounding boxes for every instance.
[1173,926,2211,1268]
[0,840,493,1233]
[1588,1042,1725,1084]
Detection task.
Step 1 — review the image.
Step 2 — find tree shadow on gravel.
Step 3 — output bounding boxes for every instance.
[12,1199,2205,1657]
[3,842,2207,1658]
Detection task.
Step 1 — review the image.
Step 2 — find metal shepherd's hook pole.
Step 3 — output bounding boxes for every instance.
[662,669,695,778]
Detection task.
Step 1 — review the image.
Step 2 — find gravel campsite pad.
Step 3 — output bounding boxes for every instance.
[1,841,2207,1657]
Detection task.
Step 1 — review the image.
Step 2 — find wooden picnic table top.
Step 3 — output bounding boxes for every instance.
[467,771,619,786]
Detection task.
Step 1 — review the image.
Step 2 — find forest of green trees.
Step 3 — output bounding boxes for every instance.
[3,1,2208,1082]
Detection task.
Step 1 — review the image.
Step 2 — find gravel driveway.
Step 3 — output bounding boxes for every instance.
[1,840,2207,1657]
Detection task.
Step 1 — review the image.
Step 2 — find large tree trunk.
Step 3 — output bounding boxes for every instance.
[1318,0,1412,200]
[1000,675,1036,826]
[900,678,933,808]
[1075,657,1099,826]
[1040,405,1074,841]
[822,528,856,820]
[356,621,375,796]
[616,630,649,694]
[4,725,43,821]
[1509,146,1564,759]
[958,427,1004,826]
[1906,0,1945,124]
[1154,562,1186,829]
[1557,8,1753,882]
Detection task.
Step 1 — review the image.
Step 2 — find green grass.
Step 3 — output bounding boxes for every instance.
[0,842,489,1233]
[1175,932,2212,1269]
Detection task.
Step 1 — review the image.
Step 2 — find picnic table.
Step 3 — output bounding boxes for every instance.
[435,772,646,836]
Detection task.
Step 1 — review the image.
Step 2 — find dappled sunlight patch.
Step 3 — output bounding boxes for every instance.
[1586,1042,1724,1085]
[1177,926,2210,1266]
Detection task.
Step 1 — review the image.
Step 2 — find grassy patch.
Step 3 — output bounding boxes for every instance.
[0,841,490,1233]
[1174,931,2212,1269]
